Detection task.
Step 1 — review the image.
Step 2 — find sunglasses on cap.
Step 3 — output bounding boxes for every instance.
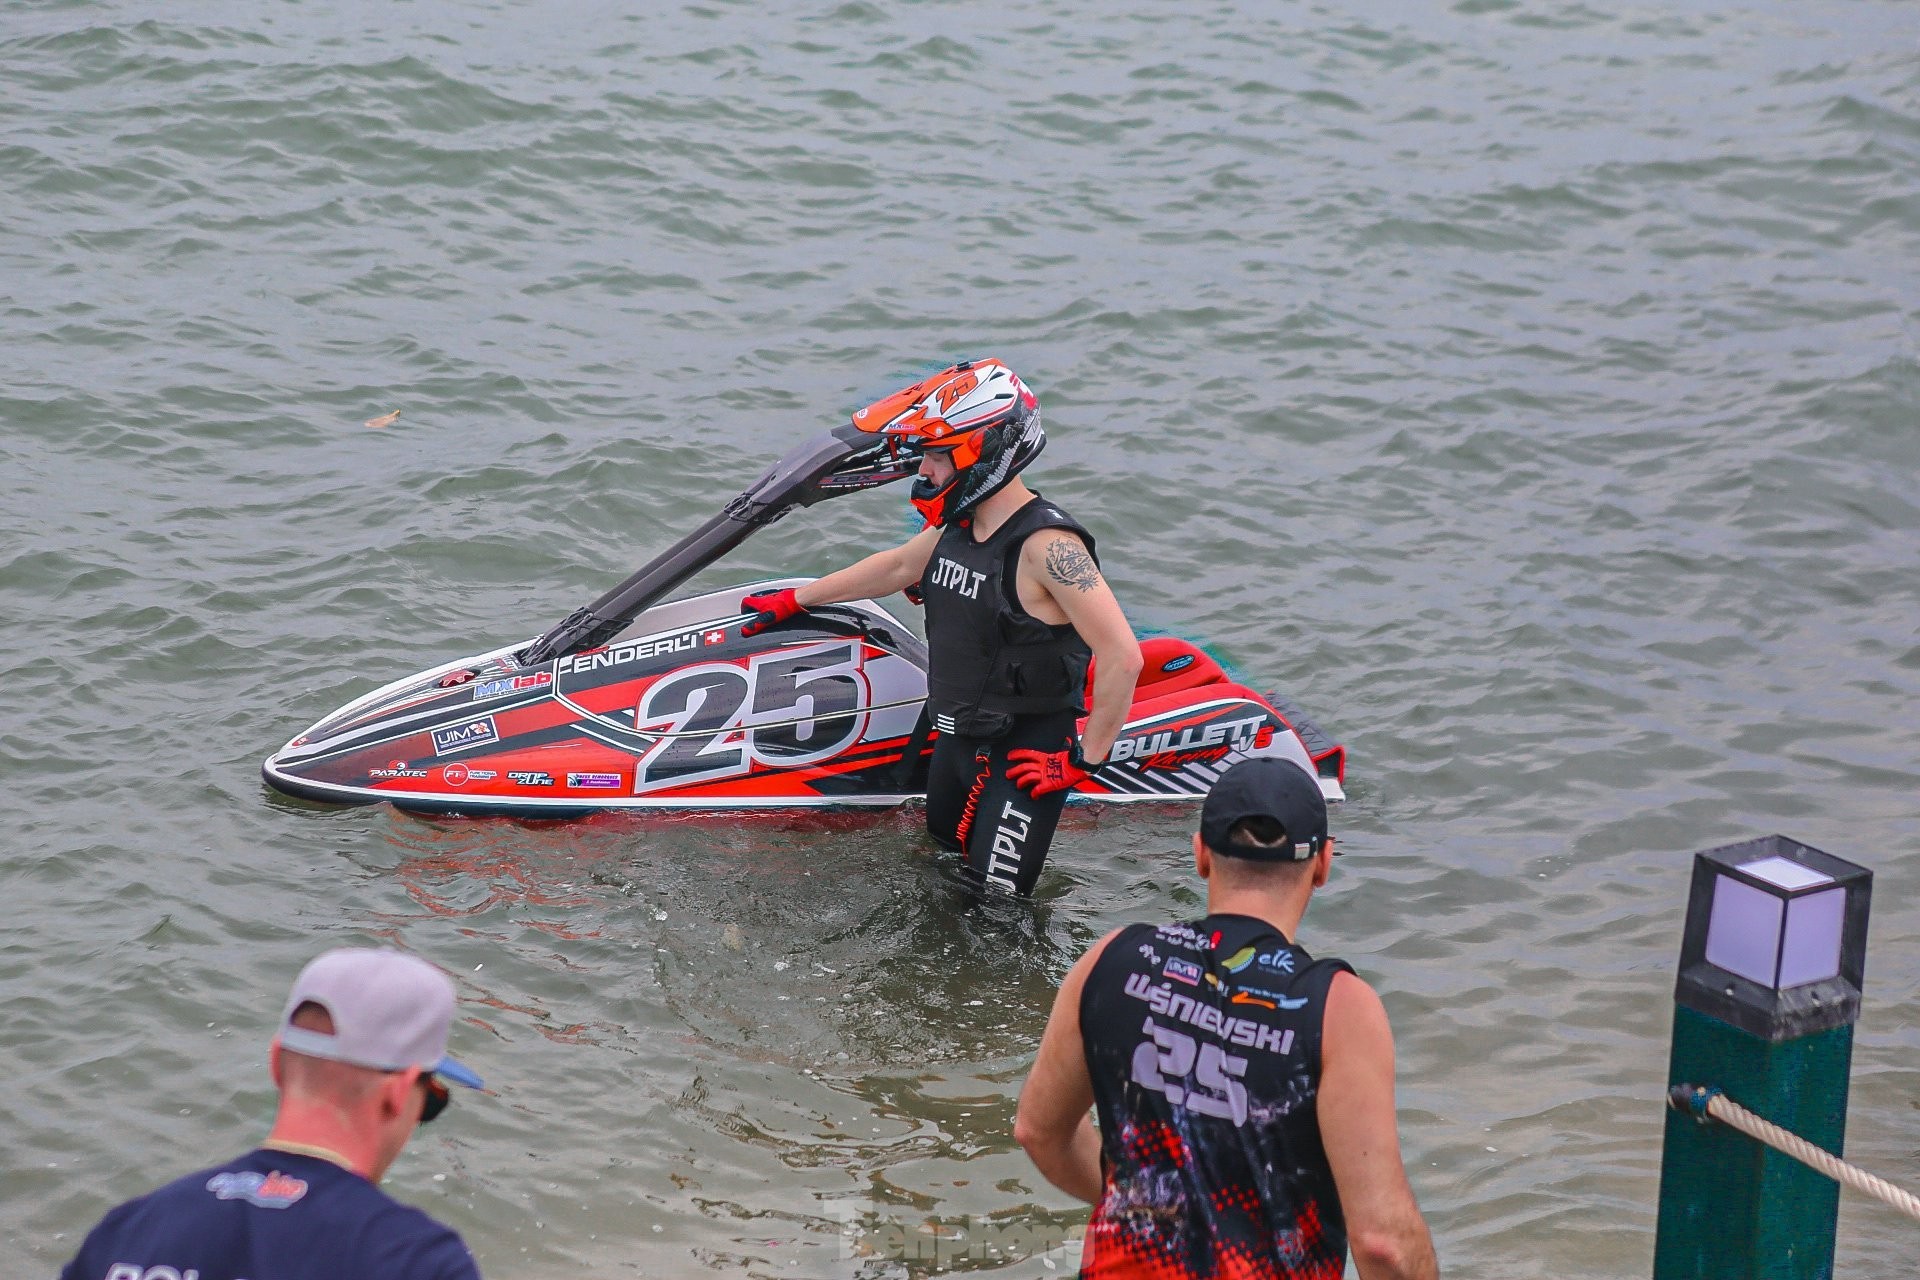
[417,1072,451,1124]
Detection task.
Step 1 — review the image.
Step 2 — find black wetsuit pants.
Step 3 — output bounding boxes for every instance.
[924,709,1078,896]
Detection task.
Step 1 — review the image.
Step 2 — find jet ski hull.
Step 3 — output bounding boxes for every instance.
[263,583,1343,817]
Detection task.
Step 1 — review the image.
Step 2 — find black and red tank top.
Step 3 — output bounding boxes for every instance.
[921,494,1096,734]
[1077,913,1354,1280]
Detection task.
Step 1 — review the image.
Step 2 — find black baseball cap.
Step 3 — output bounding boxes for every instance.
[1200,758,1331,861]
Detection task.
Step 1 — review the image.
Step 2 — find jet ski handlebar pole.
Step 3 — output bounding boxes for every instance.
[517,426,909,667]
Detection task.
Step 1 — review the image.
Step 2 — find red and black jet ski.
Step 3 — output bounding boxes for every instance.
[263,402,1346,818]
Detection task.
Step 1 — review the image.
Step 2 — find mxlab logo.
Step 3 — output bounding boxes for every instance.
[471,671,552,702]
[431,716,499,756]
[1110,714,1272,769]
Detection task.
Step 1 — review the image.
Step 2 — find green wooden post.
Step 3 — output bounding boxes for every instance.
[1653,836,1871,1280]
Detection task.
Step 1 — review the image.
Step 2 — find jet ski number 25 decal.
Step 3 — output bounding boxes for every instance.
[632,641,869,793]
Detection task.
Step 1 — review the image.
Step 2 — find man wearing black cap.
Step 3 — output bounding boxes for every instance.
[60,948,487,1280]
[1014,758,1436,1279]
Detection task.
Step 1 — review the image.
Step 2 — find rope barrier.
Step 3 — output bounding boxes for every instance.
[1669,1084,1920,1223]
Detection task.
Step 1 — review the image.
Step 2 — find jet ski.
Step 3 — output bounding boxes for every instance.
[262,397,1346,818]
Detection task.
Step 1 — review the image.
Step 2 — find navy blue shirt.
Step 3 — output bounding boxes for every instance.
[60,1149,479,1280]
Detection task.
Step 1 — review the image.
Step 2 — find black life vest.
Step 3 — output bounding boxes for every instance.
[920,494,1096,734]
[1077,914,1354,1279]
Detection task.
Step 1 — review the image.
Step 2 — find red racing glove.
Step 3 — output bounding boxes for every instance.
[1007,740,1103,798]
[740,587,806,637]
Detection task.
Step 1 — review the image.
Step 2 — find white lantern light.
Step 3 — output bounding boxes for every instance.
[1703,855,1844,990]
[1675,835,1870,1041]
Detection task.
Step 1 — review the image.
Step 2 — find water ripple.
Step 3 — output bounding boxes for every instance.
[5,1,1920,1275]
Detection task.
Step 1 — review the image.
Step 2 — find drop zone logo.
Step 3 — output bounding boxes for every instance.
[631,642,871,794]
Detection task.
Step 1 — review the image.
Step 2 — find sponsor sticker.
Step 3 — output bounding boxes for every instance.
[1152,923,1208,951]
[1161,654,1196,673]
[370,760,429,780]
[1110,714,1267,767]
[566,771,622,789]
[1259,949,1296,974]
[471,672,553,702]
[1224,944,1295,975]
[556,630,706,676]
[1163,958,1203,986]
[440,764,498,787]
[1140,744,1232,772]
[507,770,554,787]
[432,716,499,756]
[206,1169,309,1209]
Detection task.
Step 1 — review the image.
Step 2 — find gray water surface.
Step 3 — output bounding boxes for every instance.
[4,1,1919,1275]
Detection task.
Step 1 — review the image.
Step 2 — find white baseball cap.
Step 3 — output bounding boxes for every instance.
[275,948,484,1090]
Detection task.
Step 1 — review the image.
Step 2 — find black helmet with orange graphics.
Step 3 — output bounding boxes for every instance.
[849,358,1045,527]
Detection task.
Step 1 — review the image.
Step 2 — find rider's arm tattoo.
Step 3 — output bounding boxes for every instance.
[1045,538,1101,593]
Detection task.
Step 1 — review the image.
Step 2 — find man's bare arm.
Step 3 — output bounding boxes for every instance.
[796,526,941,608]
[1042,539,1102,593]
[1014,933,1116,1204]
[1022,532,1142,764]
[1317,972,1437,1280]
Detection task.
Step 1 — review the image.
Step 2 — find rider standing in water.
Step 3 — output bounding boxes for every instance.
[741,360,1143,894]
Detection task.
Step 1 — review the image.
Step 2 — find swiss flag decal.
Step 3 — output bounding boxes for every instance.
[703,629,727,645]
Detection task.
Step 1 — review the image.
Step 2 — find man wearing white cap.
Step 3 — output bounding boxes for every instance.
[61,948,487,1280]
